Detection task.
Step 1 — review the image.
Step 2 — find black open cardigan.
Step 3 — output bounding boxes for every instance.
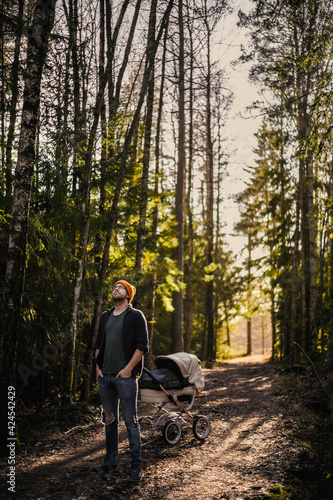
[93,305,149,377]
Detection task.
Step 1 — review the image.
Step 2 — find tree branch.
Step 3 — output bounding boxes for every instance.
[293,342,329,399]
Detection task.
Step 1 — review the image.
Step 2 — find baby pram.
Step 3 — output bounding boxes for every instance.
[138,352,211,445]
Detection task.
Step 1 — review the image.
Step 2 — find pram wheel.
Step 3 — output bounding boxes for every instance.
[139,417,155,441]
[162,420,182,445]
[193,415,211,440]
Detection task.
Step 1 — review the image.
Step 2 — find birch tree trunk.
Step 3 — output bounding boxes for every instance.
[4,0,24,213]
[65,0,82,196]
[0,0,57,456]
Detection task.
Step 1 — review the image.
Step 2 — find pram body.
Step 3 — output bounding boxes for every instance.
[138,352,210,445]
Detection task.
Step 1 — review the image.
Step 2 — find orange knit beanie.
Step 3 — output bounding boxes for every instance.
[113,280,136,303]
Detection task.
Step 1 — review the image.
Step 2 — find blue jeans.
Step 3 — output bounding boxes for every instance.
[98,375,141,467]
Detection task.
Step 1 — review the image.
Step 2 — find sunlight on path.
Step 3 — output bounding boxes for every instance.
[221,353,272,365]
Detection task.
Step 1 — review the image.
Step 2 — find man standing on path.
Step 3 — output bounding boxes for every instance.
[90,280,149,482]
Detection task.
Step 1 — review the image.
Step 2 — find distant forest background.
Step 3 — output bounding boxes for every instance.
[1,0,333,459]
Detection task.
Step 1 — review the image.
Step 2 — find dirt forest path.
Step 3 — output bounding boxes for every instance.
[1,355,328,499]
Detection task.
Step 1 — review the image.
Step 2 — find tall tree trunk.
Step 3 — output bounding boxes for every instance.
[247,318,252,356]
[328,174,333,481]
[4,0,24,213]
[135,0,157,271]
[278,110,290,358]
[65,0,82,196]
[105,0,114,111]
[306,151,317,353]
[99,0,107,215]
[171,0,185,353]
[246,233,252,356]
[271,288,277,356]
[301,154,310,353]
[213,92,224,359]
[224,300,230,347]
[290,20,307,362]
[185,198,194,353]
[0,11,4,178]
[205,10,215,366]
[295,5,317,357]
[91,0,108,261]
[261,314,266,355]
[305,4,319,356]
[184,1,194,353]
[62,0,86,402]
[290,163,302,362]
[320,164,333,355]
[147,18,169,363]
[54,46,70,205]
[0,0,57,456]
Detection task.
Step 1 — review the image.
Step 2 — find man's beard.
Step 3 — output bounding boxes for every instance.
[113,296,127,304]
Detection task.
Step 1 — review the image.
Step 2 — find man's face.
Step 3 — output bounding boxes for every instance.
[112,284,128,302]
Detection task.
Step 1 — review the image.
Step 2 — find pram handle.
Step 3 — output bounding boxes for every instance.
[142,366,159,383]
[142,367,171,396]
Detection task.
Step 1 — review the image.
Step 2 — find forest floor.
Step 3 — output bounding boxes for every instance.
[1,354,332,500]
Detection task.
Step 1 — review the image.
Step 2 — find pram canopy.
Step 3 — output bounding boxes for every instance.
[139,352,204,395]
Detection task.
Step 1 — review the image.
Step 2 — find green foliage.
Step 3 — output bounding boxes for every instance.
[267,484,295,499]
[216,342,234,359]
[0,209,10,225]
